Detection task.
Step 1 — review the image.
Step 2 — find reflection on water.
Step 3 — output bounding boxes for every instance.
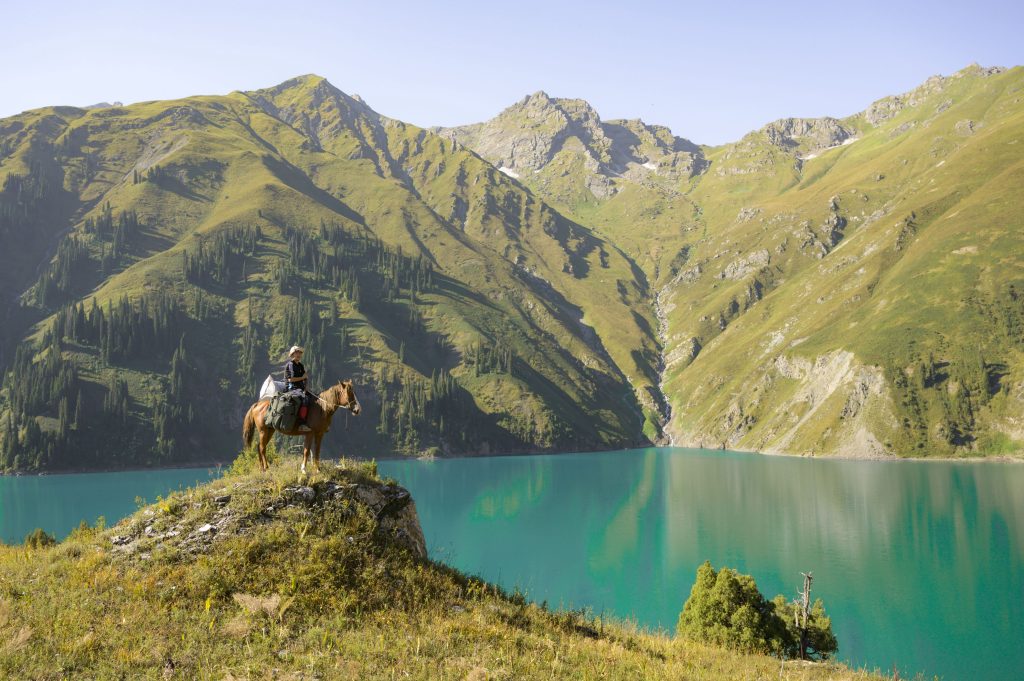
[380,448,1024,681]
[472,464,550,520]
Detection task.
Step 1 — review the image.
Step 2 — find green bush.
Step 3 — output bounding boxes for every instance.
[66,517,105,541]
[677,561,790,655]
[677,561,839,661]
[23,528,56,548]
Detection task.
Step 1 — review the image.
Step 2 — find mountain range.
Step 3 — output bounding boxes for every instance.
[1,63,1021,470]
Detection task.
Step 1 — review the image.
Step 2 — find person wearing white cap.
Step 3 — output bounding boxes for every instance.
[285,346,307,392]
[285,345,313,425]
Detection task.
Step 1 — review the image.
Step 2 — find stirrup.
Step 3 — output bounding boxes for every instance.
[297,424,312,432]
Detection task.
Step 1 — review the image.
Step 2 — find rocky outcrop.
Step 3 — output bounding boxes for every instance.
[767,351,889,455]
[864,64,1006,127]
[668,349,895,458]
[761,117,856,152]
[108,467,427,561]
[719,249,770,280]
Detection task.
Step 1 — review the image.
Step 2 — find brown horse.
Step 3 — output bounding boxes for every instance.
[243,380,362,473]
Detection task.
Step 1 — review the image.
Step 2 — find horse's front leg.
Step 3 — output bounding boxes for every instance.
[301,433,312,475]
[314,433,324,472]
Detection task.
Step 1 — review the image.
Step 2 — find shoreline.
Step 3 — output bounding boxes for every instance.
[670,432,1024,464]
[753,447,1024,464]
[3,441,1021,477]
[0,459,232,477]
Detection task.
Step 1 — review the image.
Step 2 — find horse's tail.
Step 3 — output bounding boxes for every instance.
[243,404,257,448]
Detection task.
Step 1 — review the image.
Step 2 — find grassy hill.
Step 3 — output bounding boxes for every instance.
[0,456,884,679]
[2,65,1022,470]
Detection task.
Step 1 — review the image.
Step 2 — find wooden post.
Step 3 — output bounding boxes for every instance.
[798,571,813,659]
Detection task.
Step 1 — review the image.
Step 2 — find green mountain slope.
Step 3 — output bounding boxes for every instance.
[437,92,707,286]
[0,76,659,471]
[2,65,1022,470]
[444,64,1024,458]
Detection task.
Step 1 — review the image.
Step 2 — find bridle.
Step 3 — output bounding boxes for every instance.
[314,383,360,414]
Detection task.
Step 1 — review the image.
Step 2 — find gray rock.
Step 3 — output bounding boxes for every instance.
[736,207,761,222]
[377,497,427,560]
[719,250,770,280]
[889,121,916,138]
[287,486,316,503]
[954,119,976,136]
[761,117,855,152]
[674,264,703,285]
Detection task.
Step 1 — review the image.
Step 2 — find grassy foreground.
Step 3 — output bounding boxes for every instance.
[0,456,885,679]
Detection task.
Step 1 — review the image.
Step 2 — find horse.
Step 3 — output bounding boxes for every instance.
[242,380,362,473]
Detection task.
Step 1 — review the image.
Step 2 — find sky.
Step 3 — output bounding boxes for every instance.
[1,0,1022,145]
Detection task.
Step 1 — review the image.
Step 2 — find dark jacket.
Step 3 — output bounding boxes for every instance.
[285,359,307,392]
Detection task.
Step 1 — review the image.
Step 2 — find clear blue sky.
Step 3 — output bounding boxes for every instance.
[2,0,1022,145]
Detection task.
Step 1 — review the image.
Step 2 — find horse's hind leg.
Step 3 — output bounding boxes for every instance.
[314,433,323,473]
[259,430,272,472]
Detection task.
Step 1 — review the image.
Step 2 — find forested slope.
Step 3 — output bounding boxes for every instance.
[0,76,656,470]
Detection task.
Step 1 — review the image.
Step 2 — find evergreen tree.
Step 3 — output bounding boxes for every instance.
[677,561,791,656]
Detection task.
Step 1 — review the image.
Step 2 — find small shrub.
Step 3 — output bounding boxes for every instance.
[230,440,279,476]
[23,528,56,549]
[66,518,104,541]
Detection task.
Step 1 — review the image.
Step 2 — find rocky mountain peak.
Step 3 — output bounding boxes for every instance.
[247,74,377,115]
[438,92,705,195]
[242,74,384,153]
[83,101,124,110]
[520,90,555,106]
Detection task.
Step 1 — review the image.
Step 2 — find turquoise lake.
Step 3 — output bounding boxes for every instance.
[2,448,1021,680]
[0,466,220,543]
[378,448,1024,681]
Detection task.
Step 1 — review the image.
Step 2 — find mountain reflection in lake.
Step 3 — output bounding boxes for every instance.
[379,448,1024,681]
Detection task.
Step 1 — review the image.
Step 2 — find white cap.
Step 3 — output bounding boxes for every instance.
[288,345,304,357]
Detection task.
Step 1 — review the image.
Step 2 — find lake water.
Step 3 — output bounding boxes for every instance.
[0,466,219,543]
[378,448,1024,681]
[2,449,1020,680]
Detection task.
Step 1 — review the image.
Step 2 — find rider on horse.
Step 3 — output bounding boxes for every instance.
[285,345,315,424]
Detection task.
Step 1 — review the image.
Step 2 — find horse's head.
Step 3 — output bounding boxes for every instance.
[339,380,361,415]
